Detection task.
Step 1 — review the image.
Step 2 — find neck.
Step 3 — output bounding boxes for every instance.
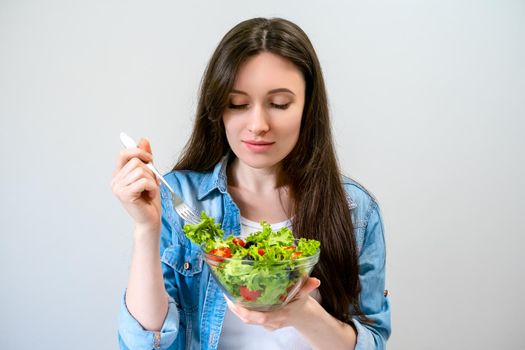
[227,158,283,194]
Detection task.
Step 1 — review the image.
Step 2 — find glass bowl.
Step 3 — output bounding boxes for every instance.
[203,247,320,311]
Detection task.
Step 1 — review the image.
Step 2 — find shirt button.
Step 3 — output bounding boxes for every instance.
[183,262,191,270]
[384,289,389,297]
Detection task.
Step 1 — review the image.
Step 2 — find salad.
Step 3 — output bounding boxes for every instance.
[183,212,320,308]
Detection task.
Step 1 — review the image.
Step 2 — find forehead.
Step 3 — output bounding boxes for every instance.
[232,52,305,95]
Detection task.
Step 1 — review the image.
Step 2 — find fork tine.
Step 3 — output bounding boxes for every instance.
[175,207,190,223]
[186,206,201,222]
[176,204,201,224]
[189,206,201,219]
[168,189,201,224]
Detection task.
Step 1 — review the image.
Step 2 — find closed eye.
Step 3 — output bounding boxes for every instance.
[228,104,249,110]
[271,103,290,110]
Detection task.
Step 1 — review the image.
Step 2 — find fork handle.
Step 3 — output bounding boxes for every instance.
[119,132,176,194]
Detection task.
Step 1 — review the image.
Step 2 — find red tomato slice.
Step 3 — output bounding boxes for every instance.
[208,247,232,262]
[232,237,246,247]
[239,285,262,301]
[291,251,303,259]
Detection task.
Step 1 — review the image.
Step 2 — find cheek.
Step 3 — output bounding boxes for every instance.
[282,112,302,138]
[222,115,239,137]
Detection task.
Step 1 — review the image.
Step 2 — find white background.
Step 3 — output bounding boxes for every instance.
[1,0,524,349]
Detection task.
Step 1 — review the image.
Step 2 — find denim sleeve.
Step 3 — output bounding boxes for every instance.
[352,202,391,349]
[118,290,179,349]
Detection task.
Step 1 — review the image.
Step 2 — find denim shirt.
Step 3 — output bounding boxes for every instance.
[118,156,391,349]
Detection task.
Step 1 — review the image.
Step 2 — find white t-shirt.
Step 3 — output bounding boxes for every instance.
[217,217,312,350]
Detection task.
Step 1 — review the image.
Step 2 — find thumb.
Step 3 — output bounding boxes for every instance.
[138,137,153,155]
[297,277,320,298]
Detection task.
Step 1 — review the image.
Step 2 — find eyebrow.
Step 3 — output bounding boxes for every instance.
[230,88,296,96]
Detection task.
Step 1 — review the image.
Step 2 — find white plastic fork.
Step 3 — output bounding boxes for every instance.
[119,132,201,224]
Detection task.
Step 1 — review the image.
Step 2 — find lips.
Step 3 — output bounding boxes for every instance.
[243,140,274,146]
[242,140,275,152]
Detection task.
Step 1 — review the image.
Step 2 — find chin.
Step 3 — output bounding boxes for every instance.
[235,151,285,170]
[242,158,281,170]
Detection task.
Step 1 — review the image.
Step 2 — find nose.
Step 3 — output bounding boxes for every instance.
[247,105,270,135]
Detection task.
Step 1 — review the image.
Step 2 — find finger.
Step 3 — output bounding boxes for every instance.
[147,183,160,200]
[138,137,152,154]
[225,298,248,322]
[114,148,153,175]
[226,299,284,329]
[296,277,321,298]
[122,165,156,188]
[112,157,150,190]
[228,304,268,325]
[124,177,158,202]
[112,158,151,188]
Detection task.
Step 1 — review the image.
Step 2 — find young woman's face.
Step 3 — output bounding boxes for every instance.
[223,52,305,170]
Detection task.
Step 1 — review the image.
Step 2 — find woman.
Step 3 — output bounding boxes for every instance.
[112,17,391,349]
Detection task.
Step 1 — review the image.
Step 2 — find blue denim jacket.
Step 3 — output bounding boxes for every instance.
[118,156,391,349]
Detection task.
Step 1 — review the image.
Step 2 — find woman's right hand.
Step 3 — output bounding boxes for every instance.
[111,137,161,233]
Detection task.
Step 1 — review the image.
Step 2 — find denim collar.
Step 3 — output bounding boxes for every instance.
[196,154,230,200]
[195,154,358,209]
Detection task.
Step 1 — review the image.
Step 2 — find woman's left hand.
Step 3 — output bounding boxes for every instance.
[225,277,321,331]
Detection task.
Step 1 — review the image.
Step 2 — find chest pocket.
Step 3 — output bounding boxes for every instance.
[161,242,204,312]
[161,243,203,276]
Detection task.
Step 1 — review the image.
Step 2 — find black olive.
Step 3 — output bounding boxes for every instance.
[242,255,254,264]
[288,269,300,280]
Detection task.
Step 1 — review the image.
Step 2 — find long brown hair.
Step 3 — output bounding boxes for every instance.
[174,17,366,324]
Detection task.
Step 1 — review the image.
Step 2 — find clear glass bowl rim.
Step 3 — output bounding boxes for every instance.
[200,244,320,265]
